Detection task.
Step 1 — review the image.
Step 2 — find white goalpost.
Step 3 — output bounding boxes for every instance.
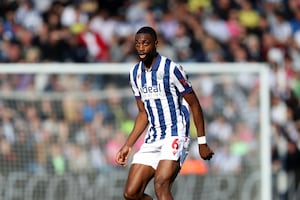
[0,63,271,200]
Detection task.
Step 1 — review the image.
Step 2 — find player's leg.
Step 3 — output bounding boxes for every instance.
[154,136,189,199]
[154,160,180,200]
[124,163,155,200]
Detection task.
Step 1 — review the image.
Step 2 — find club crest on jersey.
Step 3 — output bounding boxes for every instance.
[157,71,164,80]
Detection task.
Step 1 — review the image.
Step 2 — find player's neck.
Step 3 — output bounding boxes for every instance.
[144,53,158,71]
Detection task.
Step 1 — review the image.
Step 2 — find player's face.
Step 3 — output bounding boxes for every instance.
[135,33,157,62]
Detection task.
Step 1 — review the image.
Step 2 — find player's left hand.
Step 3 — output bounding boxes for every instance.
[198,144,214,160]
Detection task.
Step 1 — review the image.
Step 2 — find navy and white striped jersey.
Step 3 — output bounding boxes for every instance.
[130,54,192,143]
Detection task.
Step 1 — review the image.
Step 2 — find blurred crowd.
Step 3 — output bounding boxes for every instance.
[0,0,300,199]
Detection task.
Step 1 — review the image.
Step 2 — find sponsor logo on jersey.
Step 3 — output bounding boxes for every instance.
[140,84,164,99]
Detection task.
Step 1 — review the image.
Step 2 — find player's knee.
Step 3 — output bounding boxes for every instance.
[123,191,134,200]
[123,192,134,200]
[123,188,139,200]
[154,176,171,192]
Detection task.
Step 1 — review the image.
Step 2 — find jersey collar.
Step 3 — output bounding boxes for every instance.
[141,54,161,72]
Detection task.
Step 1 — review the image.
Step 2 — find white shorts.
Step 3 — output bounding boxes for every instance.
[131,136,190,170]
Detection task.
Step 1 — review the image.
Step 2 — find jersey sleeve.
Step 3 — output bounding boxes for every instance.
[171,64,193,95]
[129,64,141,100]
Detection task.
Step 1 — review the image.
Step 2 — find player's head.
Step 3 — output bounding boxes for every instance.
[135,26,158,63]
[136,26,157,41]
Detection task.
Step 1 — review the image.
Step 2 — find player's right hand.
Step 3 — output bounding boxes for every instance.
[115,145,132,167]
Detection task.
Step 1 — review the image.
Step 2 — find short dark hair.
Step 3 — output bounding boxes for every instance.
[136,26,157,41]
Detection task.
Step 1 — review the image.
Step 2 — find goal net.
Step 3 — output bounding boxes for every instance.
[0,63,270,200]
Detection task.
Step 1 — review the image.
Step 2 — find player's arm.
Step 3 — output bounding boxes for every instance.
[124,99,148,147]
[183,90,214,160]
[115,99,148,166]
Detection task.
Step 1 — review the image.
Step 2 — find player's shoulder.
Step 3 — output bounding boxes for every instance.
[159,55,178,69]
[161,55,182,67]
[160,56,185,73]
[130,62,141,73]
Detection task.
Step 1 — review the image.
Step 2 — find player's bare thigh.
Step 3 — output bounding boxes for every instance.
[154,160,180,190]
[124,164,155,198]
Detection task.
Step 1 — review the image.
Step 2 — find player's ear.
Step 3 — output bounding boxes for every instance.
[155,40,158,47]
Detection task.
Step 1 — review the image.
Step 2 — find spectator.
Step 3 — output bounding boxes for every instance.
[226,9,245,40]
[1,106,16,144]
[12,131,36,172]
[60,2,88,28]
[285,141,300,194]
[77,22,110,62]
[0,139,17,174]
[48,142,67,175]
[270,10,292,45]
[203,11,231,43]
[172,21,194,62]
[289,7,300,34]
[81,94,109,123]
[87,129,108,172]
[15,0,42,33]
[211,141,242,174]
[89,9,118,45]
[66,143,90,174]
[289,30,300,71]
[208,115,233,143]
[238,1,261,34]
